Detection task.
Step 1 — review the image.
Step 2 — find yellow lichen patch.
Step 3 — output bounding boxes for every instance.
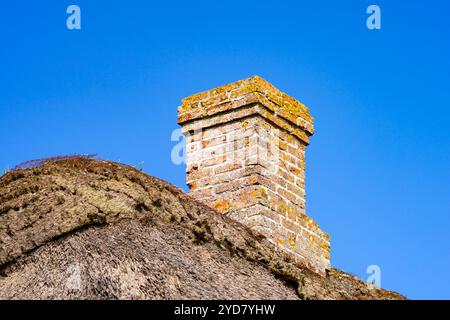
[299,160,306,170]
[249,189,258,197]
[287,235,297,249]
[278,202,287,215]
[321,241,330,250]
[212,198,232,214]
[277,238,286,247]
[278,140,287,151]
[286,205,296,219]
[259,186,268,198]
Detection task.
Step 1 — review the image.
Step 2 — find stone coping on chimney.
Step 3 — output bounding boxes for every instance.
[178,76,315,137]
[180,103,312,144]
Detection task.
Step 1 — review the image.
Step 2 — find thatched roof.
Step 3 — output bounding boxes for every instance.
[0,158,404,300]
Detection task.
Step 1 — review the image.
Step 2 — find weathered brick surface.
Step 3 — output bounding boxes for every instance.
[178,76,330,275]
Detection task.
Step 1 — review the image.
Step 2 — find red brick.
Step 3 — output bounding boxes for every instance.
[214,162,242,175]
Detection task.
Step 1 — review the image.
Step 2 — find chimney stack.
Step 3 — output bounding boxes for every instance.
[178,76,330,275]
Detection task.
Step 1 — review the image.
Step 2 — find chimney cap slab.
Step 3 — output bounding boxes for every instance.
[178,76,314,136]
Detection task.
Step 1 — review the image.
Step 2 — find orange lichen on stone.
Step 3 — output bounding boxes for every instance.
[212,198,232,214]
[187,181,197,190]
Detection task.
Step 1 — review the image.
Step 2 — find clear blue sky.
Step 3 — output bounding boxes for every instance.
[1,1,449,299]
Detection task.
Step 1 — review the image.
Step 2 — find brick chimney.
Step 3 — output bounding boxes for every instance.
[178,76,330,275]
